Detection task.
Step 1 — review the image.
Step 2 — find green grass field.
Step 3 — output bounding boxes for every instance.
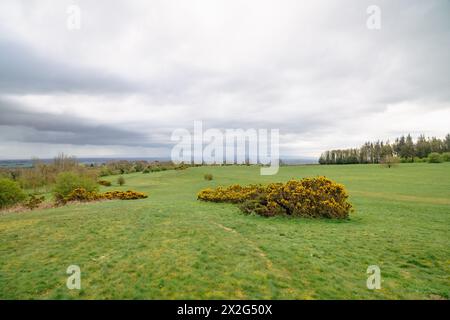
[0,163,449,299]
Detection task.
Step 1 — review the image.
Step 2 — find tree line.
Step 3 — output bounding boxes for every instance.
[319,134,450,165]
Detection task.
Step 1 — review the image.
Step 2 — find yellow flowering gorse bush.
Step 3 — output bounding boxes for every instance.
[64,188,148,203]
[198,177,352,219]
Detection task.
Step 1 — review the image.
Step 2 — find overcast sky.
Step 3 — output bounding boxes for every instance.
[0,0,449,160]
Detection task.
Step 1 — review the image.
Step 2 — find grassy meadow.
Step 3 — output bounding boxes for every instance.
[0,163,449,299]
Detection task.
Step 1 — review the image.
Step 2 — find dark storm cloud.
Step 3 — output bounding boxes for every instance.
[0,98,166,147]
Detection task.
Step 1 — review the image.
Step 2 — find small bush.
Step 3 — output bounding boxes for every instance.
[198,177,352,219]
[98,180,112,186]
[23,195,45,210]
[428,152,443,163]
[441,152,450,162]
[99,167,113,177]
[0,178,27,209]
[204,174,213,181]
[53,172,98,203]
[175,164,189,170]
[380,155,400,168]
[117,176,125,186]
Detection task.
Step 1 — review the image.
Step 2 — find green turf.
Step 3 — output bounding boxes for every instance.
[0,163,449,299]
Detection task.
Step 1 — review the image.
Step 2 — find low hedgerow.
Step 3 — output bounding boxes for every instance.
[198,177,352,219]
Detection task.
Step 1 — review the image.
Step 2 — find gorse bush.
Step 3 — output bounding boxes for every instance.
[23,195,45,210]
[265,178,352,218]
[65,188,148,202]
[103,190,148,200]
[197,184,266,203]
[53,172,99,203]
[0,178,27,209]
[65,188,102,202]
[198,177,352,219]
[204,174,213,181]
[98,180,112,187]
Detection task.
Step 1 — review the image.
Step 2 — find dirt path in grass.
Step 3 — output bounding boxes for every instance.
[213,222,291,278]
[211,221,317,298]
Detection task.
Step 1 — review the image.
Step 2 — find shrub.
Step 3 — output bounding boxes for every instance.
[239,192,282,217]
[65,188,148,202]
[53,172,99,203]
[380,155,400,168]
[0,178,27,209]
[441,152,450,162]
[197,184,267,203]
[66,188,102,202]
[198,177,352,219]
[98,180,112,186]
[23,195,45,210]
[265,178,352,218]
[204,174,213,181]
[103,190,148,200]
[117,176,125,186]
[427,152,443,163]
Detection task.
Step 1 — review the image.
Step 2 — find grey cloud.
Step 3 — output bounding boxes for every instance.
[0,0,449,158]
[0,98,166,148]
[0,38,138,94]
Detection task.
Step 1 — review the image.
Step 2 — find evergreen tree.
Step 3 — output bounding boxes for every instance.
[445,134,450,152]
[318,133,448,165]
